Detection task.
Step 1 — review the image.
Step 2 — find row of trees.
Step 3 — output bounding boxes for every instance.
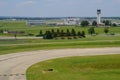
[37,29,86,39]
[37,27,110,39]
[81,20,116,27]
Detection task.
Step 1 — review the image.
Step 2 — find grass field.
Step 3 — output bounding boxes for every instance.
[0,35,120,55]
[0,21,120,80]
[26,54,120,80]
[0,21,120,55]
[0,20,120,36]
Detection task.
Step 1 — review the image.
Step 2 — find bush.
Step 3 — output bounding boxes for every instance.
[73,36,78,39]
[110,33,115,35]
[27,33,34,36]
[104,27,109,34]
[61,37,65,39]
[88,27,95,35]
[68,37,72,40]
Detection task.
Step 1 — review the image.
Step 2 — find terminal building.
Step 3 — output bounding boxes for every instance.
[26,20,46,26]
[64,18,80,25]
[26,18,81,26]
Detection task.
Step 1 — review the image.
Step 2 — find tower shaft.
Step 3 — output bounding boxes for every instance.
[97,9,101,25]
[97,14,101,24]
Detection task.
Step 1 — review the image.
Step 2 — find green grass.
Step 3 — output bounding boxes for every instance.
[0,35,120,55]
[26,54,120,80]
[0,20,120,36]
[0,21,120,55]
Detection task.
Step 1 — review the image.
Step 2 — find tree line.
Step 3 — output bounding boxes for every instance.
[81,20,117,27]
[37,27,110,39]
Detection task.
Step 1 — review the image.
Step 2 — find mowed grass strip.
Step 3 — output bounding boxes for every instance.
[26,54,120,80]
[0,40,120,55]
[0,35,120,45]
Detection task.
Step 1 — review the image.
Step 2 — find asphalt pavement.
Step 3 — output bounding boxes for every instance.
[0,47,120,80]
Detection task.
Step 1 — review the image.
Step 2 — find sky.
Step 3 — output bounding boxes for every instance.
[0,0,120,17]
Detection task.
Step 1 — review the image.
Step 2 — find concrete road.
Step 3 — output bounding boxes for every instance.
[0,47,120,80]
[0,37,42,40]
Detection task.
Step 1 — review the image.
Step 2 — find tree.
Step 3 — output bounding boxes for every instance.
[104,27,109,34]
[60,30,64,36]
[66,29,70,36]
[0,29,3,33]
[103,20,111,26]
[81,21,89,27]
[77,31,81,37]
[39,30,43,36]
[36,30,43,37]
[57,29,60,33]
[14,34,17,40]
[88,27,95,35]
[51,29,55,33]
[112,23,117,27]
[81,31,86,38]
[44,31,53,39]
[53,32,57,38]
[92,21,97,27]
[71,29,76,36]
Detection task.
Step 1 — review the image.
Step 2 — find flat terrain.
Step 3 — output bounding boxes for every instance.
[0,48,120,80]
[0,21,120,55]
[27,55,120,80]
[0,21,120,80]
[0,35,120,55]
[0,20,120,36]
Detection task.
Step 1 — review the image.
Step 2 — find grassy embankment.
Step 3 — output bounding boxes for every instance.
[0,21,120,55]
[27,54,120,80]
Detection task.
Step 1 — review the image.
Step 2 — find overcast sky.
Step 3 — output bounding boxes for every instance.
[0,0,120,17]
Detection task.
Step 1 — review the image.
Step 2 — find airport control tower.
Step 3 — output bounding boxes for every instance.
[97,9,101,25]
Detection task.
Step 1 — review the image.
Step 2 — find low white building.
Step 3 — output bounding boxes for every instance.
[112,22,120,26]
[26,20,65,26]
[64,18,80,25]
[26,18,81,26]
[26,20,46,26]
